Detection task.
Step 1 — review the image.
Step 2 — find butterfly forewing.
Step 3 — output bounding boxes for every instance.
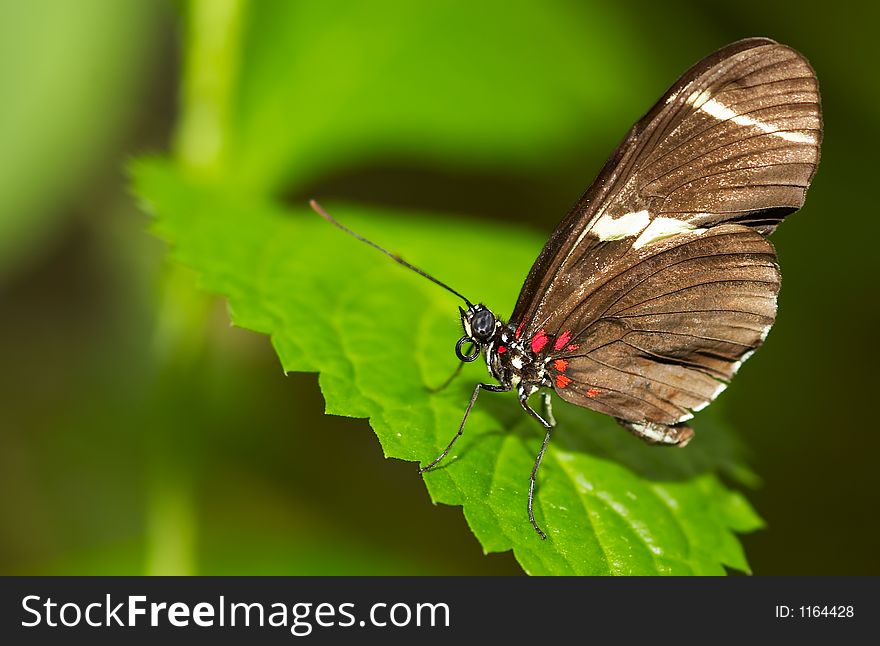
[512,38,819,334]
[510,38,820,428]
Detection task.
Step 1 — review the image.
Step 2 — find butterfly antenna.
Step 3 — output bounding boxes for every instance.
[310,200,474,307]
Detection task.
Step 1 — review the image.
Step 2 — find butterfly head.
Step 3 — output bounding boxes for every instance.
[456,304,498,362]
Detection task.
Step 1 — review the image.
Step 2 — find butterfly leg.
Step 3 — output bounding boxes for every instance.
[540,391,556,428]
[425,361,464,393]
[520,394,554,540]
[616,419,694,447]
[419,382,510,474]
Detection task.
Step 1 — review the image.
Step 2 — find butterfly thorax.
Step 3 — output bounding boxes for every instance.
[459,304,551,399]
[488,325,551,395]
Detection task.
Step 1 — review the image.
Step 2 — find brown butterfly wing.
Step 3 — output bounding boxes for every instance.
[546,224,779,427]
[512,38,820,342]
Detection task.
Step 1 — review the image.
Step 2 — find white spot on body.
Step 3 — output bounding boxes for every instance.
[591,210,651,241]
[633,217,706,249]
[698,97,817,145]
[630,422,667,443]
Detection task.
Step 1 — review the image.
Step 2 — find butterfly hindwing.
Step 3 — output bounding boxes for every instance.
[545,224,779,427]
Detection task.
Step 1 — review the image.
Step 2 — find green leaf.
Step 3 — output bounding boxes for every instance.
[132,159,763,575]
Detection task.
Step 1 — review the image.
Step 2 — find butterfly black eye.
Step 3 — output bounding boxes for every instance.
[471,309,496,341]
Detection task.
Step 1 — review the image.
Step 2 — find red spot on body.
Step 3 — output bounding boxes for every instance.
[554,330,572,351]
[553,359,569,372]
[586,387,600,398]
[555,374,572,389]
[497,345,507,354]
[566,344,580,352]
[531,329,549,353]
[515,321,524,339]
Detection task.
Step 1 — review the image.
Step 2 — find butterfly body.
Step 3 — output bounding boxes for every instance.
[461,308,550,395]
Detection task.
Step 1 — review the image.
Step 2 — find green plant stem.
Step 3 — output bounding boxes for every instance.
[145,0,247,574]
[175,0,247,176]
[144,264,213,576]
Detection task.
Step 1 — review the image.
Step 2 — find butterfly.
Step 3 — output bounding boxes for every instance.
[313,37,822,538]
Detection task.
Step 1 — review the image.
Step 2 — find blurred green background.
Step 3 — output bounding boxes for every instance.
[1,0,877,575]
